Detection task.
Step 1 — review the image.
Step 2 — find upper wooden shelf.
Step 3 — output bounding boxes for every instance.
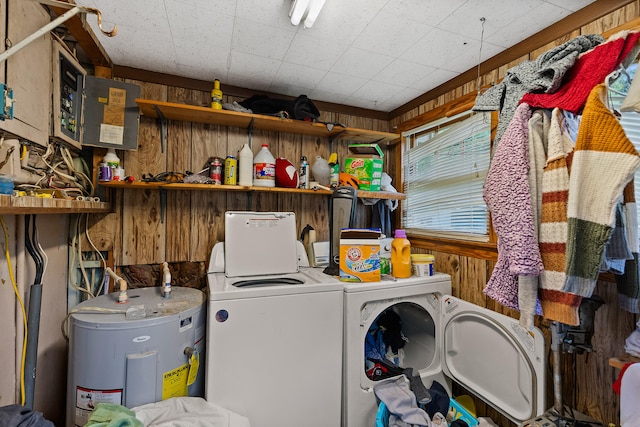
[0,194,111,215]
[135,99,400,145]
[101,181,406,201]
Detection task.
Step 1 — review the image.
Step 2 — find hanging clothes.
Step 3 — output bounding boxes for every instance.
[521,31,640,113]
[482,103,544,314]
[538,108,582,326]
[473,34,603,145]
[562,84,640,299]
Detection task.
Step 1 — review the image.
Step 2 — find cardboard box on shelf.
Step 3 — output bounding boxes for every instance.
[343,143,384,191]
[339,228,381,282]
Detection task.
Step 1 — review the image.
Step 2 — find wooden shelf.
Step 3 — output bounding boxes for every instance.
[609,354,640,369]
[0,194,111,214]
[100,181,406,201]
[135,99,400,145]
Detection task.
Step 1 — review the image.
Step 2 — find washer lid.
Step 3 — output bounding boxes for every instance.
[224,211,298,277]
[440,296,545,424]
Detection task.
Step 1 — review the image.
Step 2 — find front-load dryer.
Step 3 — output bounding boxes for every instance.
[343,273,545,427]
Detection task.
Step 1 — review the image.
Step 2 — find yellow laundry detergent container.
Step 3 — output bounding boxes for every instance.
[340,229,381,282]
[411,253,435,277]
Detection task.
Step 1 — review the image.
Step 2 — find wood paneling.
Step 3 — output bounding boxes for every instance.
[85,4,640,426]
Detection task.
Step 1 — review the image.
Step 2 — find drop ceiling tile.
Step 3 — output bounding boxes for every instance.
[302,0,388,45]
[169,0,238,16]
[330,47,394,80]
[227,51,280,83]
[352,80,406,107]
[484,2,579,48]
[235,0,294,29]
[381,0,467,26]
[445,40,505,73]
[176,63,227,85]
[165,2,234,47]
[409,68,459,92]
[437,0,545,41]
[74,0,603,113]
[231,18,295,60]
[382,86,430,110]
[83,0,170,34]
[283,34,346,71]
[315,72,368,97]
[269,82,313,98]
[353,11,433,57]
[545,0,596,12]
[273,62,327,93]
[174,37,230,77]
[401,27,475,67]
[373,60,437,87]
[94,24,177,69]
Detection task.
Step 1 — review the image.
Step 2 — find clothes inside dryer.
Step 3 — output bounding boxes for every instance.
[364,303,437,381]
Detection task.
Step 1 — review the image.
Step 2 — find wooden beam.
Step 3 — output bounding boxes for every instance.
[389,0,637,119]
[46,1,111,67]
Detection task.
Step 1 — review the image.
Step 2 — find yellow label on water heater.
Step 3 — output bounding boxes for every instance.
[162,363,189,399]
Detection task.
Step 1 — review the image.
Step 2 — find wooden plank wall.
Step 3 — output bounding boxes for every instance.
[88,85,387,267]
[85,4,640,427]
[393,3,640,426]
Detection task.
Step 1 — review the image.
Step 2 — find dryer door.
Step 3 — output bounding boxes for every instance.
[439,295,545,424]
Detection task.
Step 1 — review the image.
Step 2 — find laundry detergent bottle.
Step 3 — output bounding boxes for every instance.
[391,229,412,278]
[253,143,276,187]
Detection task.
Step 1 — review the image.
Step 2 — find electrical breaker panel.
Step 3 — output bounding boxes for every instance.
[52,40,85,150]
[51,39,140,151]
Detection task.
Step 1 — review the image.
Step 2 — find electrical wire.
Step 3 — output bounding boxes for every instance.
[68,215,95,299]
[83,214,107,295]
[24,216,43,284]
[1,215,28,406]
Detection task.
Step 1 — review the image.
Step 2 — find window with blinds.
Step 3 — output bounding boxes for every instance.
[610,62,640,226]
[401,112,491,241]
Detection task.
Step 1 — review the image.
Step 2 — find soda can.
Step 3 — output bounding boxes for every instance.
[224,156,237,185]
[209,157,223,184]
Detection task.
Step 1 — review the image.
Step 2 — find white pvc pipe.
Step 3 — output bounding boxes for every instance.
[0,7,84,63]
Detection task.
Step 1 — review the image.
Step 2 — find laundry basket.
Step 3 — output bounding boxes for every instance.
[375,397,479,427]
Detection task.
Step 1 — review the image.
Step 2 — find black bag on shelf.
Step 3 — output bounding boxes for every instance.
[240,94,320,121]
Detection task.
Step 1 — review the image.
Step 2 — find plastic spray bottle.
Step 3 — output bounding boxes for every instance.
[299,156,309,189]
[328,152,339,188]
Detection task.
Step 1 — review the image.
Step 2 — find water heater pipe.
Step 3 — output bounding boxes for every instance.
[105,267,128,303]
[162,262,171,298]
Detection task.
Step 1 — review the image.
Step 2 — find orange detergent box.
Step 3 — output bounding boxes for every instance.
[339,229,381,282]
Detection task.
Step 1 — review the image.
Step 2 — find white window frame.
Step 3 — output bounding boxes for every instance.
[401,111,492,242]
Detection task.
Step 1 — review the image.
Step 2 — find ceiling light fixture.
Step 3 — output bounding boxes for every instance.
[289,0,326,29]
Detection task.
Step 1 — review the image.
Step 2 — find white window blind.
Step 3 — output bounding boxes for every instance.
[402,112,491,241]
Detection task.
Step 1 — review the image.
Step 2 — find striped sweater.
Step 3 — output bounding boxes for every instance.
[538,108,582,325]
[563,84,640,298]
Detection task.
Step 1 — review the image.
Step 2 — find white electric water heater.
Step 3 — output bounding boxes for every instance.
[65,286,206,427]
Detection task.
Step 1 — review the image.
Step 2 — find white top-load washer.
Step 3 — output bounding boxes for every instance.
[206,212,344,427]
[343,274,545,427]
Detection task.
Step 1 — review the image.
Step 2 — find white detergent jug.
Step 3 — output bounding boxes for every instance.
[253,144,276,187]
